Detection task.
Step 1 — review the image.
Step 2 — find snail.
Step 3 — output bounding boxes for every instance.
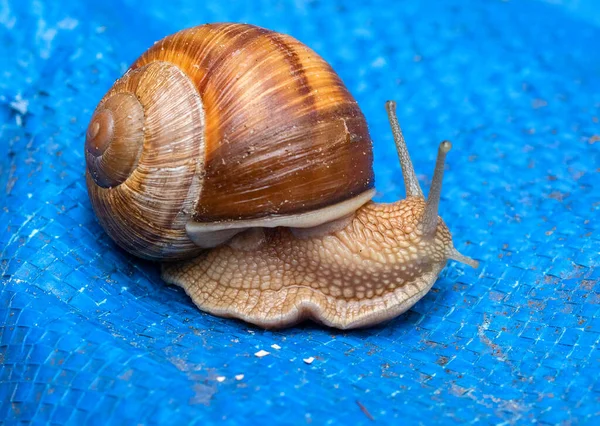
[85,23,478,329]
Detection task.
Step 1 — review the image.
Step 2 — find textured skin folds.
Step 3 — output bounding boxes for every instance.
[132,23,374,221]
[162,198,453,329]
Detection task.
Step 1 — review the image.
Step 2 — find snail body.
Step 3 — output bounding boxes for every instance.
[85,23,478,329]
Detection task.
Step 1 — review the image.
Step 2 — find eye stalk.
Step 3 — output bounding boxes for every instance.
[385,100,422,198]
[385,100,479,269]
[422,140,452,236]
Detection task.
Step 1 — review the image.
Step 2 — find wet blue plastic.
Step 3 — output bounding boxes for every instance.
[1,0,599,424]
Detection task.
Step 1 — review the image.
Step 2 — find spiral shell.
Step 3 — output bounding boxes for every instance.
[85,23,374,260]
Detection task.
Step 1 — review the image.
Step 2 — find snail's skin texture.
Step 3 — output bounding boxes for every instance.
[163,198,453,329]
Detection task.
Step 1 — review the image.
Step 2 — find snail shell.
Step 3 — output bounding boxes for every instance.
[86,23,374,260]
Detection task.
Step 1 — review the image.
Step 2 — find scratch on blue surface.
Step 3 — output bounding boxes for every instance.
[1,0,600,424]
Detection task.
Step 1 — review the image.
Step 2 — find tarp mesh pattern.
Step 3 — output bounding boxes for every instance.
[1,0,599,424]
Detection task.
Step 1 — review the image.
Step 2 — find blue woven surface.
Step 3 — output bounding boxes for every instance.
[1,0,600,424]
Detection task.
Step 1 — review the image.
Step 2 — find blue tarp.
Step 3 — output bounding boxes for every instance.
[1,0,599,424]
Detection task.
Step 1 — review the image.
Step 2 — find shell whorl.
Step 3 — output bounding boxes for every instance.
[85,93,145,188]
[85,61,205,260]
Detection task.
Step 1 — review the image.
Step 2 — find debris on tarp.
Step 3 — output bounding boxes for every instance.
[356,400,375,421]
[254,350,270,358]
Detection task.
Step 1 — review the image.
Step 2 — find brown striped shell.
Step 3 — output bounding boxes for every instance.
[85,23,374,260]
